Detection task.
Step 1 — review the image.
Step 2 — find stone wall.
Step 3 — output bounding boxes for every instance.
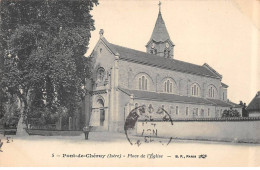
[136,118,260,143]
[249,111,260,117]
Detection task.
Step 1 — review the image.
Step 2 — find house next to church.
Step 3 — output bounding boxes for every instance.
[247,91,260,117]
[84,5,242,132]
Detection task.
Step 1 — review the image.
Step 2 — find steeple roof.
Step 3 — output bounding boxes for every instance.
[147,11,172,45]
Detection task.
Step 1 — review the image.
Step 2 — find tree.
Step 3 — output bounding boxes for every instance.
[0,88,8,119]
[239,101,249,117]
[0,0,98,128]
[222,108,241,118]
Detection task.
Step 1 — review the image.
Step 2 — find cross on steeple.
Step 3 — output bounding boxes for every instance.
[158,1,161,12]
[146,1,175,58]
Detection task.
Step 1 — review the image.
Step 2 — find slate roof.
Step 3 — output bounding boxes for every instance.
[247,92,260,111]
[119,88,236,108]
[221,82,229,88]
[207,99,236,108]
[226,101,242,108]
[101,38,221,79]
[119,88,214,105]
[147,11,172,44]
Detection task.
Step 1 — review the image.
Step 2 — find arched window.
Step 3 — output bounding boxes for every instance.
[200,109,204,117]
[164,79,174,93]
[170,106,174,115]
[208,85,217,98]
[150,48,157,55]
[191,83,200,97]
[97,99,105,126]
[138,75,148,90]
[193,108,199,117]
[209,87,214,98]
[176,106,179,115]
[97,67,105,82]
[164,48,171,58]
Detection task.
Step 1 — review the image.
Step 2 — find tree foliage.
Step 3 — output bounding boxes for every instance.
[0,0,98,124]
[222,108,241,118]
[239,101,249,117]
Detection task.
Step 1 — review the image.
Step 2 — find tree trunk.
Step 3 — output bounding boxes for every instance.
[16,94,29,136]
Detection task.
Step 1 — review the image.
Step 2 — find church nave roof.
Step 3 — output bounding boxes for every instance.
[101,37,221,79]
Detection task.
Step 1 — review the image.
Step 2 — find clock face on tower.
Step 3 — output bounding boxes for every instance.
[166,42,169,48]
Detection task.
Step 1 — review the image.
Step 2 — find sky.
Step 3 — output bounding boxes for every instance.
[86,0,260,104]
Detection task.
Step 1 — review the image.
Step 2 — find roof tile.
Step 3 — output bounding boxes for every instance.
[107,42,220,78]
[148,11,171,43]
[120,88,221,106]
[247,92,260,111]
[207,99,234,108]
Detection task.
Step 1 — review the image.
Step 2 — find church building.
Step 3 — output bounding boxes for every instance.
[86,5,242,132]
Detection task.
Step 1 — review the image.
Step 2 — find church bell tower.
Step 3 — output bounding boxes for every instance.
[146,1,175,59]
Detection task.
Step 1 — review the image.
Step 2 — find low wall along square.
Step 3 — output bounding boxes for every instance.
[137,119,260,143]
